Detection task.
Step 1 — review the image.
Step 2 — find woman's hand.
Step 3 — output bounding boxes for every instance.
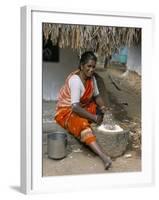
[95,114,104,125]
[100,106,112,114]
[72,103,102,123]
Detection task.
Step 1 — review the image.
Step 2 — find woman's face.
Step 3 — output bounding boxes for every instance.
[81,59,96,78]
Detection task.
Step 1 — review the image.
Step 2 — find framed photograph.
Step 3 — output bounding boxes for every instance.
[21,6,154,194]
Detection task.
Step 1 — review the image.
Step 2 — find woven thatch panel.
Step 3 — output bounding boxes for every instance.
[43,23,141,57]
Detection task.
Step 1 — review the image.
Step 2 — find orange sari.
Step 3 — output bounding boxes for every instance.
[54,70,97,144]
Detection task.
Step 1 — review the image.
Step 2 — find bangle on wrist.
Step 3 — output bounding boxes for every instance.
[95,115,98,122]
[100,106,106,110]
[100,106,106,113]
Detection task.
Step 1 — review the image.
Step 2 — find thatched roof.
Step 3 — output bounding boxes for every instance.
[43,23,141,57]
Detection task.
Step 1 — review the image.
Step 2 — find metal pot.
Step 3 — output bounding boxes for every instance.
[47,132,67,159]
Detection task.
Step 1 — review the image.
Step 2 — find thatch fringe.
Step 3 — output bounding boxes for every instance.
[43,23,141,57]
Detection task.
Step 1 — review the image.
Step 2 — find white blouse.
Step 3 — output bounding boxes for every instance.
[68,74,99,104]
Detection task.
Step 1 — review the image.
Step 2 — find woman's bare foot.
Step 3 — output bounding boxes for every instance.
[105,160,112,170]
[87,141,112,170]
[103,155,112,170]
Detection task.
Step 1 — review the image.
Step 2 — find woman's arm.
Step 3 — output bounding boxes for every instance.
[72,103,103,124]
[95,95,112,116]
[94,95,105,107]
[93,77,108,113]
[94,95,107,112]
[69,76,103,124]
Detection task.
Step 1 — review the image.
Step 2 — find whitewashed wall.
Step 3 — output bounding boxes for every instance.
[43,48,79,101]
[127,45,141,75]
[43,45,141,101]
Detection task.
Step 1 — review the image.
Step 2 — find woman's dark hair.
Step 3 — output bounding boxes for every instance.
[79,51,97,68]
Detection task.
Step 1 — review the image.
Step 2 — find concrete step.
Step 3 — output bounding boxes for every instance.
[43,121,130,158]
[43,121,82,155]
[43,134,82,155]
[43,121,65,133]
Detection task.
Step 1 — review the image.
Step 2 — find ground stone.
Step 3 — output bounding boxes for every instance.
[93,127,129,158]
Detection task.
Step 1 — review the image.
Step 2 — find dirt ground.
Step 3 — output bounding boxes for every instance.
[42,64,141,177]
[43,145,141,177]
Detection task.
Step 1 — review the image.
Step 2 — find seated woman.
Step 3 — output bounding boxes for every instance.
[54,51,112,170]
